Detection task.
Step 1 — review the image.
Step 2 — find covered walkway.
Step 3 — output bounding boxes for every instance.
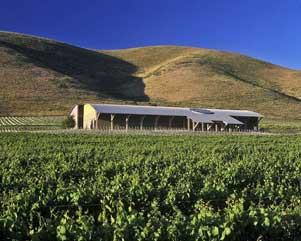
[70,104,263,132]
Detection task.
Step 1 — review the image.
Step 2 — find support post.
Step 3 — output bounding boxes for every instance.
[221,123,226,132]
[110,114,115,131]
[207,124,212,131]
[193,121,199,132]
[256,118,259,131]
[187,117,190,131]
[140,116,145,130]
[154,116,160,130]
[201,122,204,132]
[215,123,218,132]
[96,113,100,130]
[125,115,130,132]
[168,116,175,129]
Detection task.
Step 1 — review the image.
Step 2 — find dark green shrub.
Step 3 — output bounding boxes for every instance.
[61,116,75,129]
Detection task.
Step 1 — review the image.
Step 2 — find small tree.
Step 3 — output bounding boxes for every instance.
[62,116,75,129]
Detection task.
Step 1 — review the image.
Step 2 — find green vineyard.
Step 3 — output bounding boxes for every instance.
[0,133,301,240]
[0,117,64,132]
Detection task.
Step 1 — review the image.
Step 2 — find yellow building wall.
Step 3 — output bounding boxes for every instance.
[83,104,97,129]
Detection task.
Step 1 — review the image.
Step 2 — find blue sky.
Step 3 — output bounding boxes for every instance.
[0,0,300,69]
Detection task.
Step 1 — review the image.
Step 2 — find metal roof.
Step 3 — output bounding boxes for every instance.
[87,104,263,125]
[204,108,263,118]
[91,104,189,116]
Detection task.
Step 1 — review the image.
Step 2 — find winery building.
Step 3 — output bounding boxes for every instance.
[70,104,263,132]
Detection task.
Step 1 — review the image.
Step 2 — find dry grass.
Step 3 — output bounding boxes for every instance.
[103,47,301,120]
[1,31,301,121]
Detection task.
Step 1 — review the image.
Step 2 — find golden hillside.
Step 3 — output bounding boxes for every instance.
[1,31,301,119]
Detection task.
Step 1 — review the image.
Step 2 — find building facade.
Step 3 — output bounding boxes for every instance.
[70,104,263,132]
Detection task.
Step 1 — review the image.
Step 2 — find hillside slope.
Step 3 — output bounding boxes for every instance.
[1,31,301,120]
[0,32,143,115]
[101,47,301,120]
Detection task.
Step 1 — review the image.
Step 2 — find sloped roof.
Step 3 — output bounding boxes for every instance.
[204,108,263,118]
[190,108,263,125]
[90,104,213,123]
[91,104,189,116]
[87,104,262,125]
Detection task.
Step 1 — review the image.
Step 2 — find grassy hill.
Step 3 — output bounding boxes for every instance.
[0,31,301,121]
